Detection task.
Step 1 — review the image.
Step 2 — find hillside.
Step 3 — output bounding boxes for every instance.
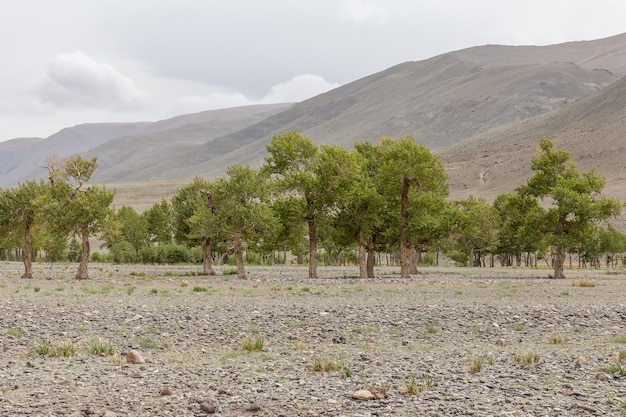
[88,33,626,182]
[1,32,626,205]
[440,74,626,201]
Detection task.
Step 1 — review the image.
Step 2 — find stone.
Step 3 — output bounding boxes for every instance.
[126,349,145,364]
[200,400,217,414]
[351,389,375,401]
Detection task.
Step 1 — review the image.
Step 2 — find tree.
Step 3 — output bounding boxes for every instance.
[172,177,218,275]
[0,181,47,278]
[451,196,499,267]
[43,156,114,279]
[263,131,321,278]
[517,138,621,279]
[105,205,149,263]
[377,137,448,278]
[492,193,544,266]
[213,165,277,279]
[145,200,173,245]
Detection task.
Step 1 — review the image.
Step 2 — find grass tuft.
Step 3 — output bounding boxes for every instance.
[404,374,433,395]
[514,351,541,364]
[240,336,264,352]
[88,338,115,355]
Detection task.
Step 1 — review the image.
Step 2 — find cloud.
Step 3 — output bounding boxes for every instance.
[164,73,341,116]
[261,74,341,103]
[34,51,146,110]
[337,0,394,24]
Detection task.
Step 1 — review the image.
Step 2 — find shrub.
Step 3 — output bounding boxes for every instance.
[469,357,482,373]
[514,351,541,364]
[88,339,115,355]
[240,336,264,352]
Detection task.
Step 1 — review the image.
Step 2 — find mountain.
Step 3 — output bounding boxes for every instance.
[2,32,626,207]
[89,33,626,182]
[0,104,292,186]
[439,74,626,200]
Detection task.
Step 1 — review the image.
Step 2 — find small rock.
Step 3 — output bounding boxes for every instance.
[247,402,262,411]
[159,387,172,395]
[495,338,506,346]
[126,349,145,364]
[352,389,375,401]
[200,400,217,414]
[102,411,117,417]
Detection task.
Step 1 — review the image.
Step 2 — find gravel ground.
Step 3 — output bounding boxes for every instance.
[1,262,626,416]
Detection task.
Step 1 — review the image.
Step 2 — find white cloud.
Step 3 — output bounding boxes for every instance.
[337,0,394,24]
[34,51,146,110]
[261,74,341,103]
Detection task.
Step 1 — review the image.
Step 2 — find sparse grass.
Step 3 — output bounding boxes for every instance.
[33,286,41,292]
[88,338,115,355]
[129,271,146,277]
[55,341,77,358]
[404,374,433,395]
[469,357,483,373]
[223,268,238,275]
[512,323,527,331]
[180,280,189,287]
[425,325,439,334]
[615,350,626,363]
[32,341,52,356]
[611,335,626,344]
[192,286,209,292]
[6,328,23,339]
[270,285,281,291]
[310,356,344,373]
[514,351,541,364]
[548,335,567,345]
[602,362,626,376]
[137,337,168,349]
[240,336,264,352]
[300,287,311,293]
[149,288,158,295]
[82,284,115,295]
[111,353,125,366]
[572,279,596,288]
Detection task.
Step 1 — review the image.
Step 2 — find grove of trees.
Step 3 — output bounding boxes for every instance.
[0,135,623,279]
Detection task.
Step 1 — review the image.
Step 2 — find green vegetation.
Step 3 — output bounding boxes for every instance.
[0,137,623,279]
[514,351,541,364]
[88,339,115,355]
[240,336,264,352]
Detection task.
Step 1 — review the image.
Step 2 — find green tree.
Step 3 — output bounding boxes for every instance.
[0,180,47,278]
[263,131,321,278]
[172,177,218,275]
[377,137,448,278]
[451,196,499,267]
[492,193,544,266]
[213,165,277,279]
[517,138,621,279]
[145,200,173,245]
[43,156,114,279]
[104,205,149,263]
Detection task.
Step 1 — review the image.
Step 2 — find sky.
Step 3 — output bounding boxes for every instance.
[1,0,625,142]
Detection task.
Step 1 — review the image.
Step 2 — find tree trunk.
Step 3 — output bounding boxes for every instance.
[409,247,420,274]
[234,234,246,279]
[366,240,376,278]
[399,177,411,278]
[357,229,367,279]
[553,245,566,279]
[307,216,318,278]
[21,220,34,279]
[202,237,215,275]
[75,229,90,280]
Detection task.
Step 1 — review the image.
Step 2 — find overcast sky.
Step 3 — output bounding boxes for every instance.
[1,0,625,142]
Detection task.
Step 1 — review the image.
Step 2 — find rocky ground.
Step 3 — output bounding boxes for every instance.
[1,262,626,416]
